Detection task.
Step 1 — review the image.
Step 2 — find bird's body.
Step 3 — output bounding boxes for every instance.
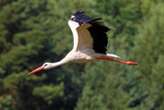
[30,11,137,75]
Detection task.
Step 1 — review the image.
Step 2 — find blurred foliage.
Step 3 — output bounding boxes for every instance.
[33,83,64,104]
[0,0,163,110]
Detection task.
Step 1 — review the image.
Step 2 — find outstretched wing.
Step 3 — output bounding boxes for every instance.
[69,11,110,54]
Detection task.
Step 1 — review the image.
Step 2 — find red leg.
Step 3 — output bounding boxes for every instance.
[96,55,138,65]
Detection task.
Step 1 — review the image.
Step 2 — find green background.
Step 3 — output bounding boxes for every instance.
[0,0,163,110]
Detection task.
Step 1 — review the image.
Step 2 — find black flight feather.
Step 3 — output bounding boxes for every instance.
[88,19,110,54]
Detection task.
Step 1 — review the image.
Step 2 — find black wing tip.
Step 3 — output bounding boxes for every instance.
[89,17,110,31]
[72,10,110,31]
[88,21,109,54]
[90,21,110,32]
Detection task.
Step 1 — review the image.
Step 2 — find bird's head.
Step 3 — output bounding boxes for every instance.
[68,11,92,29]
[29,62,52,75]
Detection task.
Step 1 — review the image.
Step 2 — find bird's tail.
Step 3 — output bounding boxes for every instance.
[96,53,137,65]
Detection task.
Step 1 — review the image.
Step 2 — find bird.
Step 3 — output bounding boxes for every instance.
[29,11,137,75]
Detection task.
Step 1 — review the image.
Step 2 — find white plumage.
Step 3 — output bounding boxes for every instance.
[30,11,137,75]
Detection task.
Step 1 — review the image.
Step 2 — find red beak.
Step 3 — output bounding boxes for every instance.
[29,66,44,75]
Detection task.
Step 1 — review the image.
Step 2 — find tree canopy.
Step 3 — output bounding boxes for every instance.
[0,0,163,110]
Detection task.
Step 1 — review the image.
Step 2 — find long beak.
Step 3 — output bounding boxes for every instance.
[28,66,44,75]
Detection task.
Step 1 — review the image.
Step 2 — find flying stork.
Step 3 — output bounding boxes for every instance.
[30,11,137,75]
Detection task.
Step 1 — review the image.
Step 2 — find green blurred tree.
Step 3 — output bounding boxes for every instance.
[0,0,163,110]
[76,0,164,110]
[0,0,90,110]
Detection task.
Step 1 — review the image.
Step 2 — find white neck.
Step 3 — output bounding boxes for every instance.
[47,59,67,69]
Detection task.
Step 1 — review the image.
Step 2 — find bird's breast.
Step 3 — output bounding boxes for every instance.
[66,50,94,63]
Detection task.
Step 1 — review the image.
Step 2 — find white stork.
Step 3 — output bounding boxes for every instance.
[30,11,137,75]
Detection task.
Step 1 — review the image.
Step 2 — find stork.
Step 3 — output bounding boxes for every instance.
[30,11,137,75]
